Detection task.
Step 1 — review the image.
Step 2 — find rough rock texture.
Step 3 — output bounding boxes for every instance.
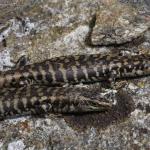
[0,0,149,149]
[90,2,149,46]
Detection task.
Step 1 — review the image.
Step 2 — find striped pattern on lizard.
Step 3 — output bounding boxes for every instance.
[0,53,149,88]
[0,86,111,119]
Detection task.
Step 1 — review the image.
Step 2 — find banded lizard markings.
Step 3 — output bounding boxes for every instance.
[0,53,149,88]
[0,86,111,119]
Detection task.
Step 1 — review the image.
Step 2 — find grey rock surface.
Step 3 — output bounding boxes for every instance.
[0,0,149,149]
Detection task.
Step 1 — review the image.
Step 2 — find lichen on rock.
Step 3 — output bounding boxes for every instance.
[0,0,149,149]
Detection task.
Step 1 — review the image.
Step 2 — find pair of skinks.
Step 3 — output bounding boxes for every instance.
[0,53,149,118]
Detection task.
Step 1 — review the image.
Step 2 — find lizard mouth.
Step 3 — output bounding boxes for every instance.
[88,100,112,111]
[79,99,112,112]
[68,98,112,113]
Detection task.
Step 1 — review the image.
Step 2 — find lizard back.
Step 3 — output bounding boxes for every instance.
[0,53,149,88]
[0,86,111,119]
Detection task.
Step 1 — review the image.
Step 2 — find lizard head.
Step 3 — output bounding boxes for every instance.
[66,86,112,113]
[73,98,112,113]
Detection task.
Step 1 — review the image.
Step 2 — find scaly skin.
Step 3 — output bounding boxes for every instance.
[0,86,111,119]
[0,53,149,88]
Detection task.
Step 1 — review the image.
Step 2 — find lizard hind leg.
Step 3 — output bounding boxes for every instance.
[14,55,29,69]
[30,103,52,116]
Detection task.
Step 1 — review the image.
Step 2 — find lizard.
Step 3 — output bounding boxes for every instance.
[0,85,112,119]
[0,53,149,88]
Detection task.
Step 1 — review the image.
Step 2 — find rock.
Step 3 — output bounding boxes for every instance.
[91,1,149,46]
[0,0,149,149]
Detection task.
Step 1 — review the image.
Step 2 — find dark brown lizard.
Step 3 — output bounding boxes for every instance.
[0,53,149,88]
[0,86,111,119]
